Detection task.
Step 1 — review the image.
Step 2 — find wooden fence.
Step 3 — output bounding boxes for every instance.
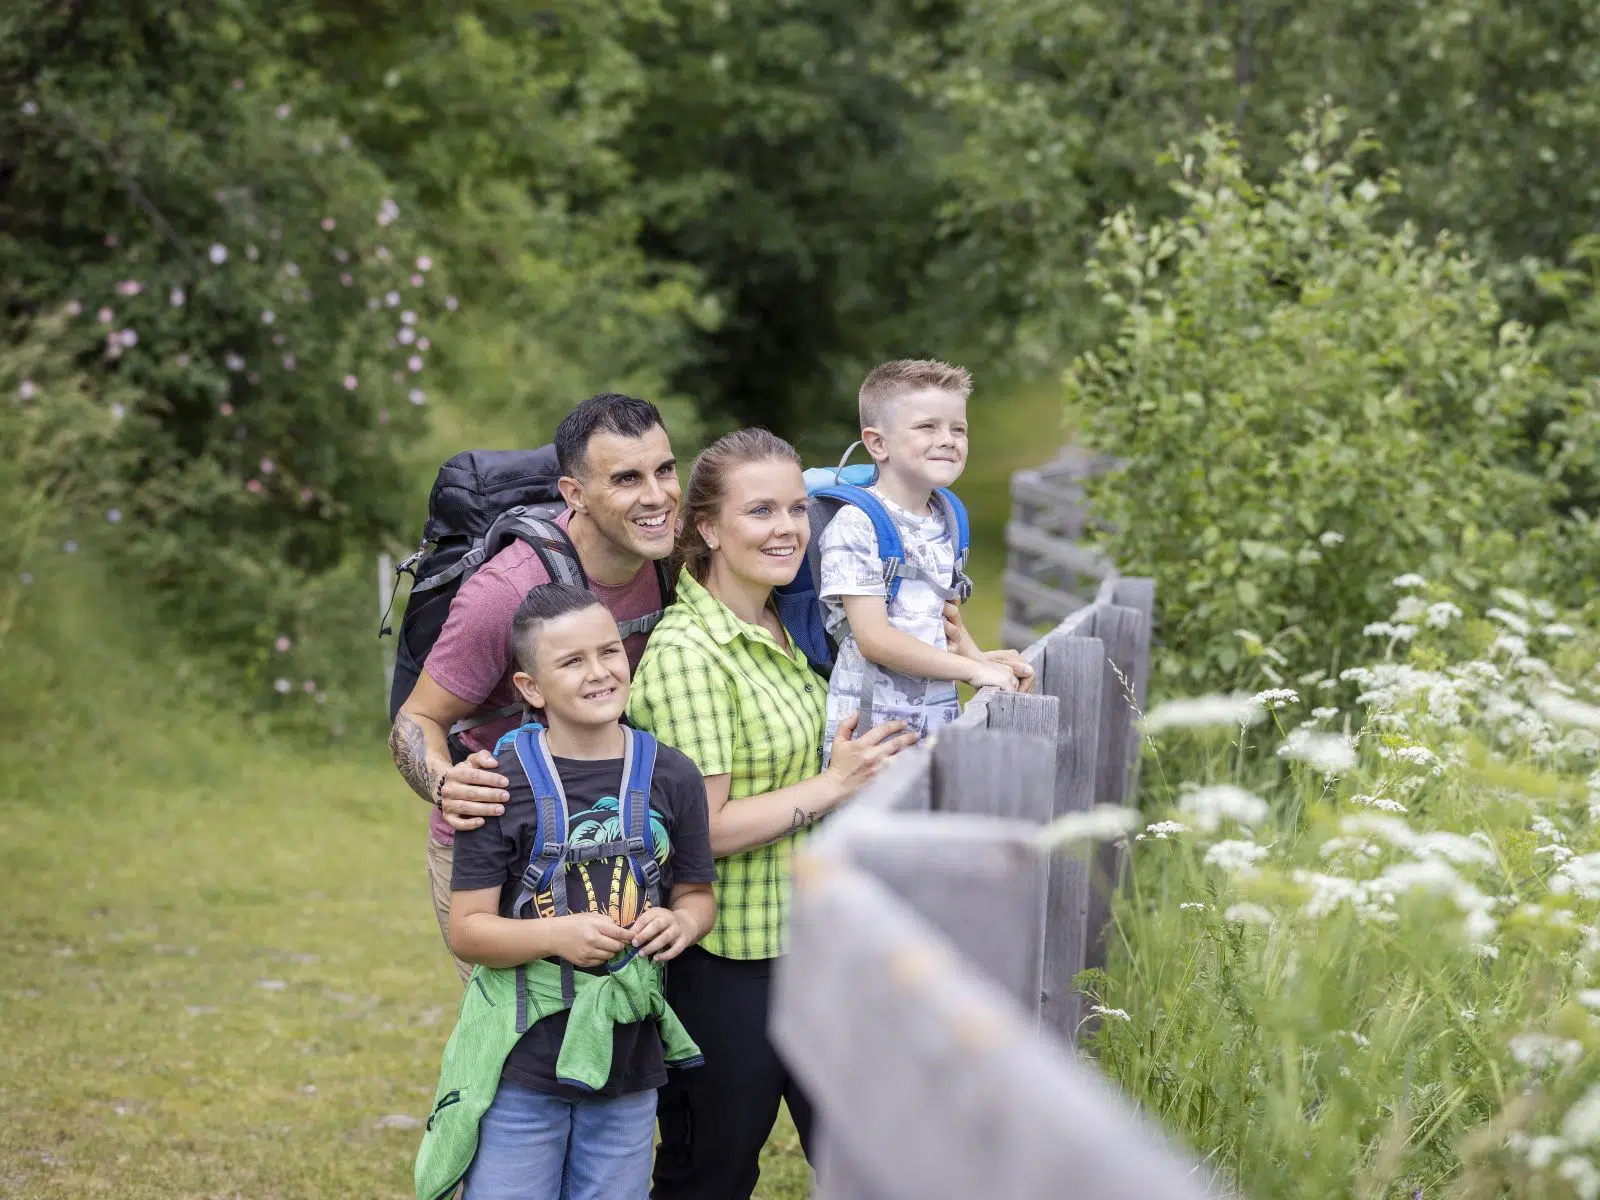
[1001,443,1122,649]
[772,575,1222,1199]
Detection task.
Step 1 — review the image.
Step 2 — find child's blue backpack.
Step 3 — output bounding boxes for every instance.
[774,443,973,677]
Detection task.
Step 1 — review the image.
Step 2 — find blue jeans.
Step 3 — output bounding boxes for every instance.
[462,1080,656,1200]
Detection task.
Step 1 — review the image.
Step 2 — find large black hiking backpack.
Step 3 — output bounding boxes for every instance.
[381,447,670,741]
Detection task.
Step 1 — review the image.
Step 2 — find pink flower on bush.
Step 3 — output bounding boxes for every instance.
[282,355,296,371]
[303,680,317,694]
[275,635,292,653]
[18,380,36,401]
[275,104,291,119]
[65,300,82,316]
[445,296,458,311]
[170,288,185,307]
[340,273,353,287]
[321,217,336,231]
[259,457,275,475]
[416,255,432,272]
[107,509,122,523]
[408,389,426,406]
[175,354,191,368]
[219,401,233,416]
[299,487,314,503]
[246,479,263,494]
[343,374,359,390]
[417,337,430,351]
[209,243,228,264]
[116,280,142,296]
[409,274,424,288]
[97,307,114,324]
[408,355,423,373]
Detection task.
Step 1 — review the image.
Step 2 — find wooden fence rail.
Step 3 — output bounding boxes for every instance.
[773,573,1220,1199]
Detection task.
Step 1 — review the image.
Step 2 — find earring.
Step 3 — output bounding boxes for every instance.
[707,539,719,551]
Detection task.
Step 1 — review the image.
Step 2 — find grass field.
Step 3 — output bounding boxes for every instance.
[0,380,1064,1198]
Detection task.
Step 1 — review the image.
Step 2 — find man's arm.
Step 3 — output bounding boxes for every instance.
[390,669,510,831]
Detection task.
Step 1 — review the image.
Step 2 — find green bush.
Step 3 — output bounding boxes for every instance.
[1070,109,1560,689]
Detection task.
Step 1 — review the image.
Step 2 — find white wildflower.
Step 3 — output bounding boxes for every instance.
[1144,821,1188,840]
[1180,786,1269,832]
[1089,1005,1130,1023]
[1578,991,1600,1011]
[1142,694,1264,732]
[1392,573,1427,589]
[1223,902,1275,927]
[1488,607,1533,636]
[1537,693,1600,731]
[1426,601,1463,629]
[1204,840,1271,875]
[209,243,228,264]
[1545,623,1578,639]
[1277,728,1357,775]
[1559,1155,1600,1200]
[1509,1033,1584,1071]
[1179,902,1206,912]
[1494,587,1530,612]
[1351,794,1408,814]
[1310,706,1340,722]
[1035,806,1140,849]
[1251,687,1299,710]
[1319,531,1344,547]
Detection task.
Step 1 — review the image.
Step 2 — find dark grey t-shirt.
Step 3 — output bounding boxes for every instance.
[451,741,715,1098]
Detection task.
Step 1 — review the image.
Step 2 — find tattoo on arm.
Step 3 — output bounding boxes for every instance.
[789,806,818,833]
[390,713,440,804]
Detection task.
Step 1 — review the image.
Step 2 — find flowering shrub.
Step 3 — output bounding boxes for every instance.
[1090,577,1600,1196]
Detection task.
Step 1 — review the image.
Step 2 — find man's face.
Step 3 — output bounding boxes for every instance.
[565,425,680,562]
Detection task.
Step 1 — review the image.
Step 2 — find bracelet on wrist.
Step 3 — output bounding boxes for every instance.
[433,772,447,811]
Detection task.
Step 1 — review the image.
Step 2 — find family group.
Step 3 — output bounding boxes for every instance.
[387,360,1034,1200]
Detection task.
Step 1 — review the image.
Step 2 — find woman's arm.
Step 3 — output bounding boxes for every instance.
[448,887,635,969]
[701,714,919,857]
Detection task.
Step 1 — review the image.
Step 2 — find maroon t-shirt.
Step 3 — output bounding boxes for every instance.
[422,509,666,844]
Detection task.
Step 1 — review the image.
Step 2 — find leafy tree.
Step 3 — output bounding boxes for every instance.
[1070,111,1558,687]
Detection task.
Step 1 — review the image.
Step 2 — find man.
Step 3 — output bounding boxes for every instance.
[390,393,681,979]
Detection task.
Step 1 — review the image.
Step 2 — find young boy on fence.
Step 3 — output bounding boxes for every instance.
[818,358,1033,761]
[413,583,716,1200]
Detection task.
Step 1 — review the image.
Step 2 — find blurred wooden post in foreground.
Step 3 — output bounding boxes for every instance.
[774,559,1174,1198]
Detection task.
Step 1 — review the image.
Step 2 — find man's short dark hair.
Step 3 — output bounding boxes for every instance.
[553,393,665,479]
[509,583,607,675]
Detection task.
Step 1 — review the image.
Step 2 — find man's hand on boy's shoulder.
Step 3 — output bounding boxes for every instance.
[440,749,511,832]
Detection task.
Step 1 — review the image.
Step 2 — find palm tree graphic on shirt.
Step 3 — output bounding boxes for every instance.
[562,796,671,927]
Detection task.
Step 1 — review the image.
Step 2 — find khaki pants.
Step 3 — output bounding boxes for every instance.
[426,835,474,983]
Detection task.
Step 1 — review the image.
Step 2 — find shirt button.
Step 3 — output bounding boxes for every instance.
[805,684,814,693]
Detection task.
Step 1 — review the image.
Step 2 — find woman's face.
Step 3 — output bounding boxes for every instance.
[700,458,809,591]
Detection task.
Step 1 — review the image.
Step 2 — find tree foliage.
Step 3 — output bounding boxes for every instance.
[1071,112,1559,687]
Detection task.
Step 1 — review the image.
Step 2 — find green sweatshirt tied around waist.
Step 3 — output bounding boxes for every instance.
[413,951,701,1200]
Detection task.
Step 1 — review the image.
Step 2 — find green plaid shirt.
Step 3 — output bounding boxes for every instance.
[627,569,826,960]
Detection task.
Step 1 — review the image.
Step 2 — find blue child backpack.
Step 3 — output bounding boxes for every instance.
[774,442,973,677]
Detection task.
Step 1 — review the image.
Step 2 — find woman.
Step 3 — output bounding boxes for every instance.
[627,427,918,1199]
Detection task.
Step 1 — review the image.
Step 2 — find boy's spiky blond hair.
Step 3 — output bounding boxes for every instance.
[858,358,973,431]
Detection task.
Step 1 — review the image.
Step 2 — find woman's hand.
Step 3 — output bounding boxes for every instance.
[823,713,920,803]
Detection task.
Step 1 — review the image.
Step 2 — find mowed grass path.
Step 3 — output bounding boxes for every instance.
[0,382,1063,1197]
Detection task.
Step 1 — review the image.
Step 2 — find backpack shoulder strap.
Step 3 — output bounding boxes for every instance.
[618,728,662,908]
[484,509,588,590]
[511,727,575,1010]
[932,488,975,603]
[813,483,909,603]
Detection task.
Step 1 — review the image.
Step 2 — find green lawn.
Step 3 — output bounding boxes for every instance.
[0,383,1064,1197]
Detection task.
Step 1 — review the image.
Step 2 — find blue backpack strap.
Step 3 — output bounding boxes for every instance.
[510,728,574,1011]
[619,728,662,908]
[932,488,974,603]
[813,483,909,603]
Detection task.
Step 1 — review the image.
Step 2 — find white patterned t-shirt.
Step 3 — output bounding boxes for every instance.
[817,491,962,764]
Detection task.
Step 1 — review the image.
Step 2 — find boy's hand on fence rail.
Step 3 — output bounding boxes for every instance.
[824,714,920,801]
[548,912,633,967]
[439,749,511,832]
[966,660,1021,692]
[984,649,1036,694]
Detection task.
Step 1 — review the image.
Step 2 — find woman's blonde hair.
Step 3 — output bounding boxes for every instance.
[677,427,802,583]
